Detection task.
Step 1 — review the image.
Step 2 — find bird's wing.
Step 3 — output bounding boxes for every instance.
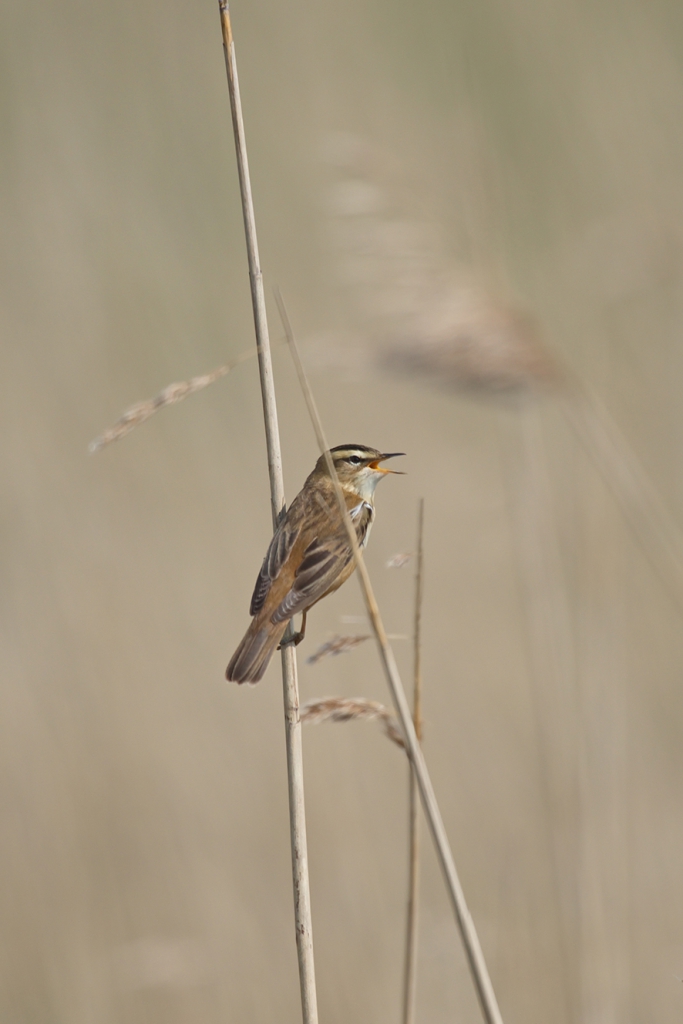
[249,518,300,616]
[270,501,373,624]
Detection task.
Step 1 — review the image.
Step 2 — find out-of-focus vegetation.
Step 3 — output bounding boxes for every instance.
[3,1,683,1021]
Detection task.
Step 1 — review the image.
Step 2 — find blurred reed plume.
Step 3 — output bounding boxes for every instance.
[300,697,405,750]
[306,634,371,665]
[322,132,559,394]
[383,289,558,394]
[386,552,413,569]
[89,349,254,452]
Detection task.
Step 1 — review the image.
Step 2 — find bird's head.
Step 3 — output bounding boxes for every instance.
[316,444,405,500]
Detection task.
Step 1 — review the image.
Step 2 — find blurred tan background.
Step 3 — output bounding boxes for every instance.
[3,0,683,1021]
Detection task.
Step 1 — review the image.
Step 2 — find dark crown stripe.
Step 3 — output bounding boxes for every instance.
[329,443,377,455]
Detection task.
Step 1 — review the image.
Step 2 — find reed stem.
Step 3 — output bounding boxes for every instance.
[562,385,683,616]
[402,499,424,1024]
[218,8,318,1022]
[276,290,505,1024]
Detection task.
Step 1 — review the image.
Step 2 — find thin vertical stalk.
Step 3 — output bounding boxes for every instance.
[561,385,683,616]
[218,8,318,1023]
[499,399,579,1021]
[402,499,424,1024]
[276,290,505,1024]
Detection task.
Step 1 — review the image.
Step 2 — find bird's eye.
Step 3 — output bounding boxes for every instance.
[348,455,362,465]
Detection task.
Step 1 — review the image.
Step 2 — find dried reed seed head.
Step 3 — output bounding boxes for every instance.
[386,552,412,568]
[89,352,254,453]
[300,697,406,750]
[306,634,371,665]
[382,289,561,394]
[322,134,562,397]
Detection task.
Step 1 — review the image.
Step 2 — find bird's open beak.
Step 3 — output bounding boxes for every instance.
[369,452,406,475]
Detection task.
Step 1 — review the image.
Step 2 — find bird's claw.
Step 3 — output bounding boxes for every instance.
[278,631,304,650]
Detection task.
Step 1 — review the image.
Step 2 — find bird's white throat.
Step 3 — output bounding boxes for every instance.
[350,467,385,502]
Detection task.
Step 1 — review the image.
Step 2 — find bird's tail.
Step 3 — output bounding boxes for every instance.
[226,616,288,684]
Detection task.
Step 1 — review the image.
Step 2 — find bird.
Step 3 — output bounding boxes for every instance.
[226,444,405,683]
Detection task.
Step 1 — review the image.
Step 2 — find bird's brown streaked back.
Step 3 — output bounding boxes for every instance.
[226,445,405,683]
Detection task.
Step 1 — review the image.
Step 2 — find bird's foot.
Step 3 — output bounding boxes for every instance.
[278,630,304,650]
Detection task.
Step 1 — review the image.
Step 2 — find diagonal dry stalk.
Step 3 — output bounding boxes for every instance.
[403,498,424,1024]
[275,289,505,1024]
[218,7,318,1023]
